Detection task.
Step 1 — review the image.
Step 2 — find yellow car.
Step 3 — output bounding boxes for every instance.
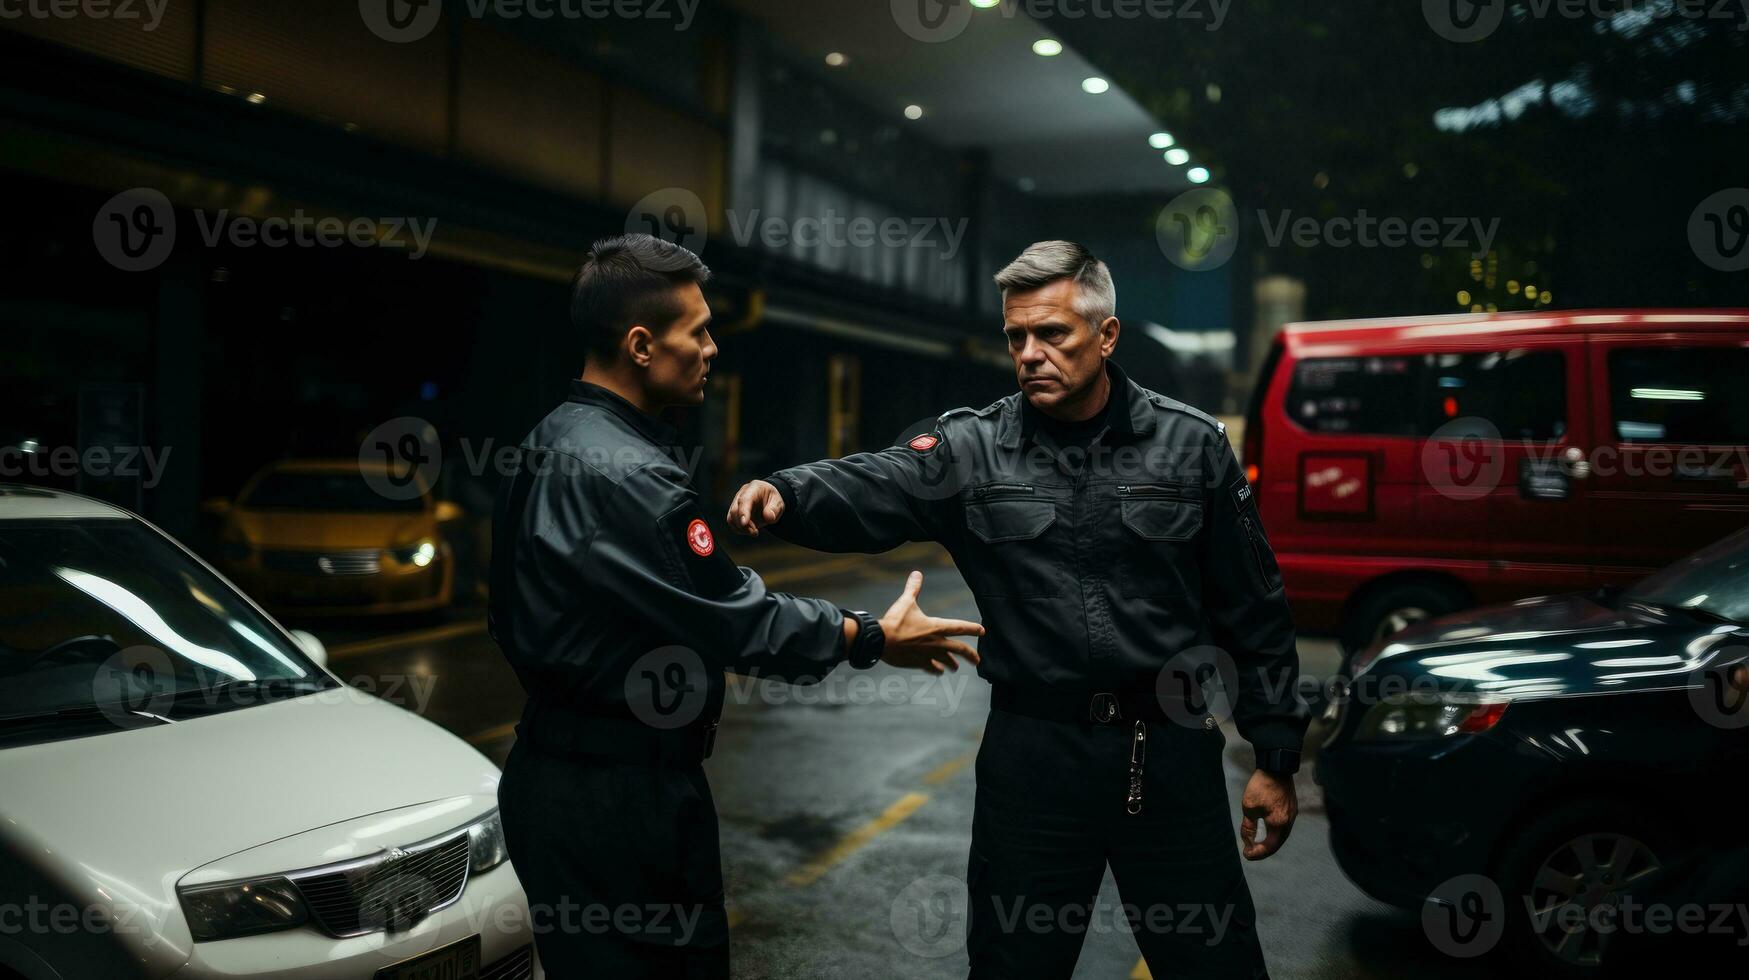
[209,460,459,617]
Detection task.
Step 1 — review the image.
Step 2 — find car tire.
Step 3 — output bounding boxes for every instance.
[1490,799,1675,978]
[1340,580,1466,654]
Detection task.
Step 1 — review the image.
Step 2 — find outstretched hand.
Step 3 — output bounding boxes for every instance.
[726,480,785,537]
[878,570,984,675]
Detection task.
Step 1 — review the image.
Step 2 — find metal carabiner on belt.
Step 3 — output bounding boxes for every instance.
[1126,720,1146,815]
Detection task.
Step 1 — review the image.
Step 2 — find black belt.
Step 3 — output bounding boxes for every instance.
[992,686,1188,726]
[516,700,719,768]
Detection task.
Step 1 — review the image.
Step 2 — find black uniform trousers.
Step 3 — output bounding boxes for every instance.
[498,738,731,979]
[967,705,1270,979]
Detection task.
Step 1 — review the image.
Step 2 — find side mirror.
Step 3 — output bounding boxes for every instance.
[434,500,464,523]
[290,629,328,669]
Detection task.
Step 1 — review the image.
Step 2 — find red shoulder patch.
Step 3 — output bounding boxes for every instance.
[686,518,715,557]
[908,434,939,452]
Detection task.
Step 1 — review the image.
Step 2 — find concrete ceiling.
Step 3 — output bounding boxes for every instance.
[727,0,1198,195]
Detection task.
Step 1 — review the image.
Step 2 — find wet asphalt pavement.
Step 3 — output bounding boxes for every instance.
[284,541,1477,980]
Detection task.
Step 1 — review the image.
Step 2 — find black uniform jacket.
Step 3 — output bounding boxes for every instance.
[490,381,848,722]
[765,362,1308,761]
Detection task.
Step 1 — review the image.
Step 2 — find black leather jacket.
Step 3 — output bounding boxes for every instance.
[489,381,848,725]
[765,362,1307,765]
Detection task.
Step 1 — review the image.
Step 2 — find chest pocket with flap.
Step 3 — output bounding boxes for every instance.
[1116,483,1202,597]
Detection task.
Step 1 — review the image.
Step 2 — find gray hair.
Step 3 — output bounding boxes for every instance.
[992,240,1116,329]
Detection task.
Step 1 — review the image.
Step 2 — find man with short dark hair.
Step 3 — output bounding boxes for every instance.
[729,240,1305,978]
[490,233,984,978]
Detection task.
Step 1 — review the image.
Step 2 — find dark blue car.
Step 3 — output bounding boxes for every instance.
[1317,525,1749,974]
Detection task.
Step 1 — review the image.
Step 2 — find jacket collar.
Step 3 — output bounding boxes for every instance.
[999,360,1156,450]
[567,379,678,447]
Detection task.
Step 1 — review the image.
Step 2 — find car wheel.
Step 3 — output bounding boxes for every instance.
[1340,581,1466,654]
[1492,801,1672,977]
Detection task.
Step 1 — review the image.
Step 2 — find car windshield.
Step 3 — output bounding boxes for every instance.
[242,470,425,513]
[1624,525,1749,625]
[0,518,334,745]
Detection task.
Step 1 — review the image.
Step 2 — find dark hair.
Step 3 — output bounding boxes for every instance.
[570,234,711,366]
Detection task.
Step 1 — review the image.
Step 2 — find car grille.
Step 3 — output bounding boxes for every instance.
[482,945,535,980]
[261,549,382,576]
[289,831,470,937]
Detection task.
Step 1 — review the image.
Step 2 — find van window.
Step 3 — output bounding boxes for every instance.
[1608,347,1749,445]
[1286,356,1421,435]
[1423,350,1566,440]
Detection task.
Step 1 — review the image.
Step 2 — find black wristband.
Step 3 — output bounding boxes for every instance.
[846,609,885,669]
[1257,748,1301,777]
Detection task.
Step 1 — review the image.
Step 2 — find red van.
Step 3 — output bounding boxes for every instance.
[1243,309,1749,651]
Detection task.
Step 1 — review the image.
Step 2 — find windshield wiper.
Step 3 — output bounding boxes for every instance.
[168,677,329,711]
[0,701,173,728]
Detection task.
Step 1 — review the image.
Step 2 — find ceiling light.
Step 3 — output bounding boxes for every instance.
[903,104,924,120]
[1164,148,1190,166]
[1148,132,1174,149]
[1032,38,1062,56]
[1081,77,1109,94]
[1187,166,1211,183]
[825,52,847,67]
[970,0,1000,7]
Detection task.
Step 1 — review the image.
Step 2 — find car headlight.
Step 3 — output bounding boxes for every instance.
[389,539,438,567]
[1353,694,1508,742]
[179,877,309,941]
[467,811,508,874]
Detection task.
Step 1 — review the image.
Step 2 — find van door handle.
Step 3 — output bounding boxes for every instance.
[1560,446,1590,480]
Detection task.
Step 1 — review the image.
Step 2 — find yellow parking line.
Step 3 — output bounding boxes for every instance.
[1130,957,1152,979]
[782,792,930,888]
[465,721,518,746]
[922,749,977,786]
[325,620,487,660]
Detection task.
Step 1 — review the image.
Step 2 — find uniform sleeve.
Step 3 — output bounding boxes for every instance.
[763,427,952,553]
[547,461,849,684]
[1197,432,1309,759]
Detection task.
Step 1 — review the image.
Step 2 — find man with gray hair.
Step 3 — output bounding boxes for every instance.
[728,240,1305,978]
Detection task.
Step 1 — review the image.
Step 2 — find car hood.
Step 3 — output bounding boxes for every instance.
[0,688,499,972]
[1352,590,1749,700]
[232,510,435,550]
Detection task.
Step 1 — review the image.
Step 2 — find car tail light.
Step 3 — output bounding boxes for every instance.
[1456,700,1509,734]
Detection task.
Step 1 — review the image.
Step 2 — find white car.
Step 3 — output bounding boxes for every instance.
[0,487,541,979]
